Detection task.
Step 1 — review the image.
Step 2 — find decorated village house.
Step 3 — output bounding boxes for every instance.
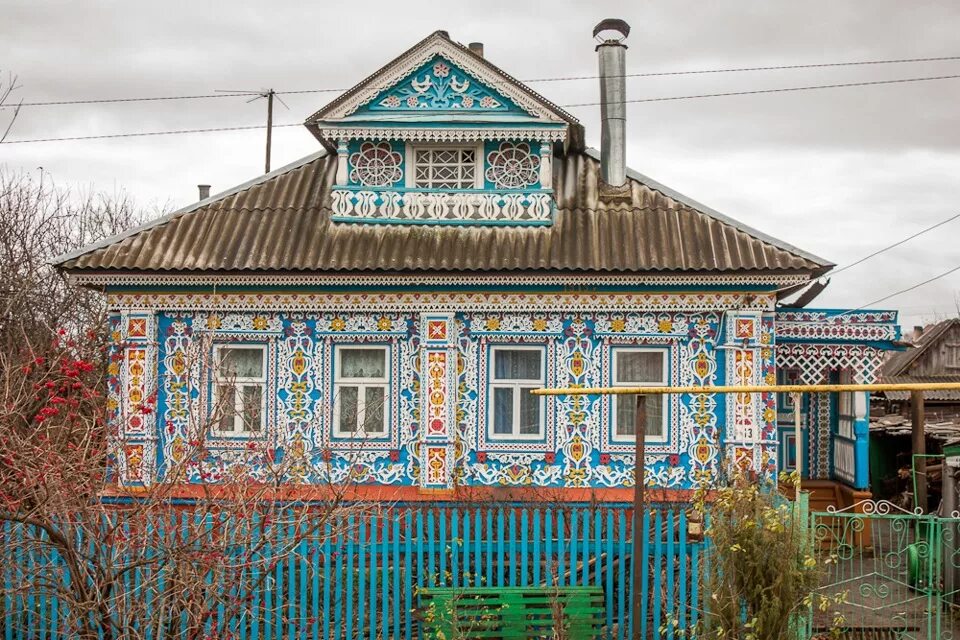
[54,23,901,506]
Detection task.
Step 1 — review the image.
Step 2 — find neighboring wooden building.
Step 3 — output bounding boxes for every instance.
[881,318,960,419]
[53,26,899,502]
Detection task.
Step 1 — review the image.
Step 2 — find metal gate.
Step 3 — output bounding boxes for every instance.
[808,501,960,639]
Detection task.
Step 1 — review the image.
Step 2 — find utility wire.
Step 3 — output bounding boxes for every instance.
[4,72,960,145]
[837,264,960,316]
[4,54,959,108]
[828,212,960,277]
[563,73,960,107]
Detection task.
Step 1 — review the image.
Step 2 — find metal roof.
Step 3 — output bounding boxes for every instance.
[54,148,832,275]
[878,375,960,402]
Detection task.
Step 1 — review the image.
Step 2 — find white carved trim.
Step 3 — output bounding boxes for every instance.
[335,139,349,186]
[106,291,778,314]
[317,126,567,144]
[330,189,552,223]
[539,142,553,190]
[310,35,576,124]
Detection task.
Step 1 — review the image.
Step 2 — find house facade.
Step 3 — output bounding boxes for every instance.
[55,26,899,501]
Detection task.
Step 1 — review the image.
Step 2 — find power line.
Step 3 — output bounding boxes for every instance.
[837,264,960,316]
[3,72,960,145]
[562,73,960,107]
[828,212,960,277]
[4,55,959,108]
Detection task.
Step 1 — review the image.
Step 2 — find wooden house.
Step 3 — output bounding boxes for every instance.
[53,24,900,505]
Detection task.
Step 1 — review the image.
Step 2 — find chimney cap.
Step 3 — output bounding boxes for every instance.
[593,18,630,42]
[468,42,484,57]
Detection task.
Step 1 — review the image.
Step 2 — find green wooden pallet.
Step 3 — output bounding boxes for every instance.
[419,586,606,639]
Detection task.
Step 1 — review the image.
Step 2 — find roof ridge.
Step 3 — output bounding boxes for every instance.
[52,149,329,267]
[582,147,833,270]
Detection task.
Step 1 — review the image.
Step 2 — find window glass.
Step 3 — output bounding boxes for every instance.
[494,349,541,380]
[334,346,389,437]
[340,348,386,379]
[218,347,264,378]
[489,347,544,439]
[612,349,667,441]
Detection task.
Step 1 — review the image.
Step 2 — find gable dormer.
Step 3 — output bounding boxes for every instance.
[304,31,582,226]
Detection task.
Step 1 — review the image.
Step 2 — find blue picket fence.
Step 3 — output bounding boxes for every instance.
[1,503,708,639]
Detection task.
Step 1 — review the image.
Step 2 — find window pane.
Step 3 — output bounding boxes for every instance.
[616,395,664,437]
[364,386,385,433]
[216,384,236,432]
[240,385,263,432]
[615,351,663,384]
[219,347,264,378]
[494,350,541,380]
[493,387,513,434]
[519,389,540,435]
[338,386,359,433]
[340,348,386,379]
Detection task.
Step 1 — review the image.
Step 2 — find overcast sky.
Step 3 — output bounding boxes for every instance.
[3,0,959,329]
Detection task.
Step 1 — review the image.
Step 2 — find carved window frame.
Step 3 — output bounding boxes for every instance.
[405,142,483,189]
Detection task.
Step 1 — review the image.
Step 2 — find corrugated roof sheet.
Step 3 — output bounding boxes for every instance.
[879,375,960,402]
[55,149,831,274]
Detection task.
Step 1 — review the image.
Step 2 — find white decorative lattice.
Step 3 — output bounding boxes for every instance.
[485,142,540,189]
[348,141,403,187]
[776,343,886,384]
[330,189,553,223]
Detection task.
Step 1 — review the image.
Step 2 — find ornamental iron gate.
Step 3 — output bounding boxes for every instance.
[808,501,960,639]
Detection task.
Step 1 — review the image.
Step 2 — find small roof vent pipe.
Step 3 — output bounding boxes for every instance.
[468,42,484,58]
[198,184,211,201]
[594,19,630,197]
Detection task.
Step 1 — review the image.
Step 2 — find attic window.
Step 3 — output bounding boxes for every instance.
[408,144,481,189]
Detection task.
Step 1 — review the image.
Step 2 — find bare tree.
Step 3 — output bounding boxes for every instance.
[0,71,22,143]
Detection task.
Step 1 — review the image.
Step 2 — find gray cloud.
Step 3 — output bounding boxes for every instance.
[3,0,959,328]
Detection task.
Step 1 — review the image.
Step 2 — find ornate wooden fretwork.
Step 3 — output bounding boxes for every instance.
[330,188,553,224]
[316,127,567,144]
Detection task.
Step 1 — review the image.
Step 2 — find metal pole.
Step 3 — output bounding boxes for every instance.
[265,89,274,174]
[792,392,803,481]
[632,394,646,640]
[912,390,927,512]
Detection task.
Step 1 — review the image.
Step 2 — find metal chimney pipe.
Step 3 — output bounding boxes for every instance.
[468,42,484,58]
[198,184,211,201]
[594,19,630,189]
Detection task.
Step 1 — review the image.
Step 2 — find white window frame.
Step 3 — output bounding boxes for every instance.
[611,347,669,443]
[405,142,483,189]
[487,345,546,441]
[333,344,390,439]
[837,370,855,439]
[211,344,268,437]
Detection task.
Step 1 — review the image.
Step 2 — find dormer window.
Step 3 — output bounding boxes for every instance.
[408,144,482,189]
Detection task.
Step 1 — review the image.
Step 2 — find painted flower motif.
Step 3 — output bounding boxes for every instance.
[765,372,776,385]
[544,452,556,464]
[658,319,674,333]
[485,317,501,331]
[610,318,627,333]
[432,62,450,78]
[380,95,401,108]
[252,316,269,330]
[479,96,500,108]
[460,95,474,108]
[599,453,611,465]
[330,317,346,331]
[763,407,776,423]
[406,95,420,108]
[668,453,680,466]
[348,141,403,187]
[476,451,487,463]
[485,142,540,189]
[532,318,548,332]
[206,314,222,330]
[377,316,393,331]
[389,449,401,463]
